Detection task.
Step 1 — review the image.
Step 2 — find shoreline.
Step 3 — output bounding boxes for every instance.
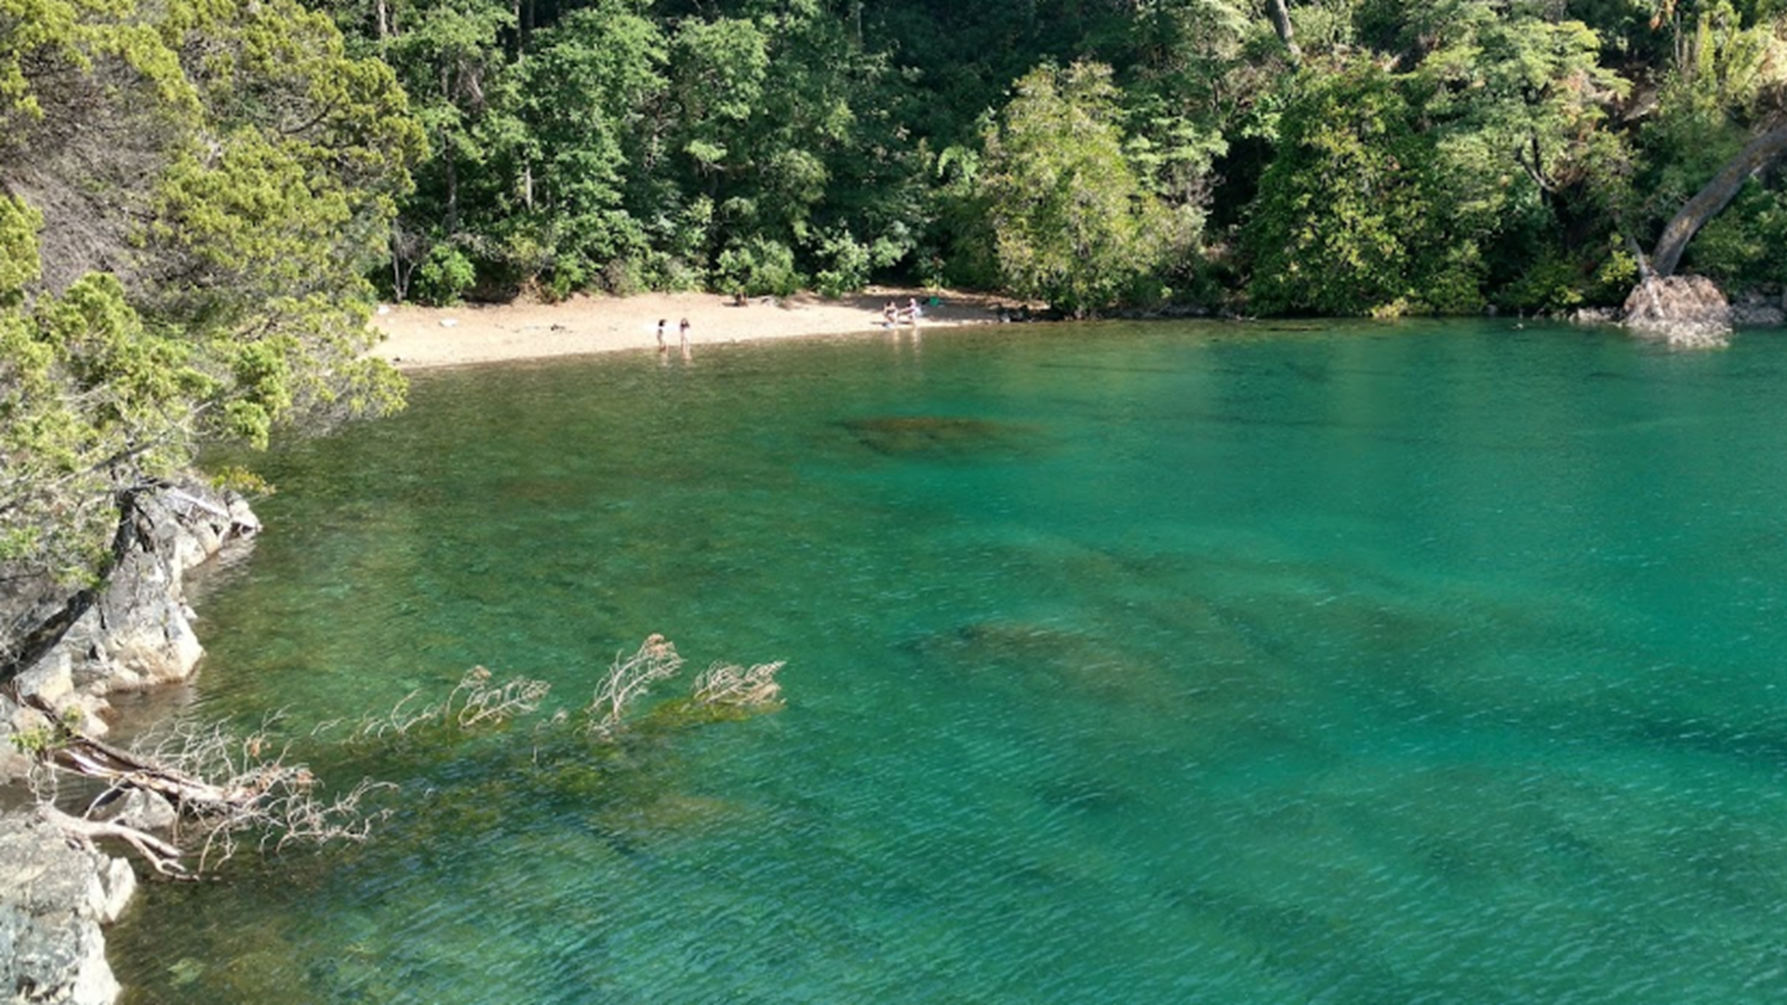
[369,287,1027,370]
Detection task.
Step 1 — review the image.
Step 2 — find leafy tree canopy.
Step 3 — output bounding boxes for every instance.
[0,0,421,590]
[980,61,1176,317]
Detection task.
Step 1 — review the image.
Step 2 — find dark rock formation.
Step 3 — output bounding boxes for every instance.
[1729,290,1787,328]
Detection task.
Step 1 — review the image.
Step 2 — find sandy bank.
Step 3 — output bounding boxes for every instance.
[368,287,1026,371]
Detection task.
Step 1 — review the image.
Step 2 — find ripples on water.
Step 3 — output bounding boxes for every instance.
[113,321,1787,1003]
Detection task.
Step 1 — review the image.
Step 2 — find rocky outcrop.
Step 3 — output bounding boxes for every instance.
[2,484,259,778]
[0,482,259,1005]
[1621,274,1732,348]
[0,811,137,1005]
[1729,289,1787,328]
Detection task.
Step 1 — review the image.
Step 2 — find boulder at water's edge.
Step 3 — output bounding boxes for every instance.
[1622,274,1732,348]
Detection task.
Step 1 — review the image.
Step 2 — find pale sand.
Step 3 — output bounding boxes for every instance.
[368,287,1025,370]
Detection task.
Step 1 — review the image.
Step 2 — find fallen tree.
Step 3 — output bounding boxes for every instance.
[9,636,786,878]
[15,698,395,877]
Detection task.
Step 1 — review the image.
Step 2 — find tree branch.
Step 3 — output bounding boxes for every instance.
[1650,123,1787,278]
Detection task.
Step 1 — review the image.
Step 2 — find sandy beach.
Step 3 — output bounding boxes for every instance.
[368,287,1025,370]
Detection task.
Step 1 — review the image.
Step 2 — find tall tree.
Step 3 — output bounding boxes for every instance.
[1242,60,1461,315]
[1629,1,1787,280]
[980,61,1175,316]
[520,0,666,293]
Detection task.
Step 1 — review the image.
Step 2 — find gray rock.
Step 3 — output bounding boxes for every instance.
[0,811,134,1005]
[1729,292,1786,328]
[93,790,176,834]
[0,482,259,1003]
[1568,306,1621,326]
[10,482,259,702]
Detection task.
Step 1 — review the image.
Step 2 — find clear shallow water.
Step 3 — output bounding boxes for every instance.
[112,320,1787,1003]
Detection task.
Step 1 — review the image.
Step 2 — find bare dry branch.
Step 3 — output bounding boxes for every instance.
[351,665,552,741]
[26,712,394,876]
[39,803,189,877]
[691,660,786,708]
[586,634,684,738]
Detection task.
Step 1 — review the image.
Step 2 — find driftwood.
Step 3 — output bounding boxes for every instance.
[51,731,261,813]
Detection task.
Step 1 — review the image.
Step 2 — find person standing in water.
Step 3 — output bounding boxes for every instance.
[679,317,691,350]
[656,319,667,351]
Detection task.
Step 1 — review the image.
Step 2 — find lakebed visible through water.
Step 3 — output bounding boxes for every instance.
[113,320,1787,1003]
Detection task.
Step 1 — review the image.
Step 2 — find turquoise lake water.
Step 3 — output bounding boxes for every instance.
[111,319,1787,1003]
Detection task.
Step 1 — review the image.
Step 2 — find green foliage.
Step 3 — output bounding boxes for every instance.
[1243,62,1450,316]
[1499,241,1641,313]
[714,237,801,297]
[1,263,212,578]
[412,244,477,306]
[980,61,1175,316]
[208,464,274,498]
[519,1,666,286]
[8,722,62,756]
[0,195,41,303]
[0,0,419,588]
[277,0,1787,311]
[811,228,873,298]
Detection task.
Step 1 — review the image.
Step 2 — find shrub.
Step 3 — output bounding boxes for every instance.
[713,237,802,297]
[411,244,476,306]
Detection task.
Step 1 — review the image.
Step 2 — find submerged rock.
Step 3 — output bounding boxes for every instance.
[840,415,1042,460]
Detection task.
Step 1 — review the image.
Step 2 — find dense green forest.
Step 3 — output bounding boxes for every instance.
[5,0,1787,596]
[337,0,1787,317]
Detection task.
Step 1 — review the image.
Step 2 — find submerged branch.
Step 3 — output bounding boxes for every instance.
[586,634,684,738]
[691,660,786,708]
[12,635,779,877]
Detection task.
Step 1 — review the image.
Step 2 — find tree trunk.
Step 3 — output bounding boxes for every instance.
[1650,123,1787,277]
[1266,0,1300,63]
